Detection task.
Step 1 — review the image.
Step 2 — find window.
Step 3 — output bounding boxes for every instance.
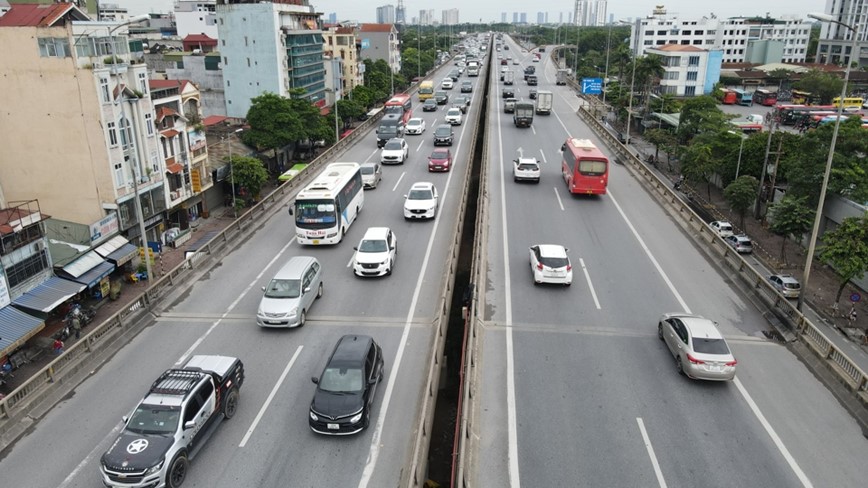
[685,86,696,96]
[107,121,118,147]
[138,72,148,95]
[119,117,132,149]
[686,72,698,81]
[688,55,700,66]
[114,161,125,187]
[4,250,49,288]
[145,113,155,136]
[38,37,71,58]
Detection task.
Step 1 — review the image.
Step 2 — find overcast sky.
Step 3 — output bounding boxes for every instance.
[115,1,825,23]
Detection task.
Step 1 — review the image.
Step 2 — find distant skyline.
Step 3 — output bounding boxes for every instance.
[112,1,825,24]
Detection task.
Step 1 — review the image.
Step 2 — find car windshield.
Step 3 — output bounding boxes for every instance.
[540,256,569,268]
[408,120,421,126]
[384,141,403,150]
[435,92,446,98]
[431,150,448,159]
[264,279,301,298]
[360,165,375,175]
[379,126,397,136]
[408,189,433,200]
[359,239,388,253]
[384,106,403,115]
[692,338,731,355]
[125,405,180,435]
[435,128,451,136]
[448,110,460,116]
[318,366,364,393]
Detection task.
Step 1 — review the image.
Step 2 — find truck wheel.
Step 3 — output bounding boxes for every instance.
[167,453,188,488]
[223,387,240,419]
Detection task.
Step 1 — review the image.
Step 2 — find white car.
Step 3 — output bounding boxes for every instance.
[403,182,439,220]
[710,220,734,238]
[380,138,409,164]
[352,227,397,277]
[445,108,463,125]
[441,78,454,89]
[658,313,737,381]
[405,117,426,135]
[513,157,540,183]
[529,244,572,286]
[360,162,382,189]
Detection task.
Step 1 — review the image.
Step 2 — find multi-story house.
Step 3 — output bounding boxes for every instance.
[359,23,400,74]
[323,25,362,96]
[0,3,169,247]
[630,6,813,63]
[647,44,722,97]
[175,0,218,39]
[216,0,326,118]
[815,0,867,67]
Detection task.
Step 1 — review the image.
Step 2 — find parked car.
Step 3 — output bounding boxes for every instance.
[445,108,463,125]
[513,157,541,183]
[710,220,734,238]
[360,162,382,189]
[352,227,397,277]
[658,313,737,381]
[403,182,439,220]
[428,148,453,172]
[405,117,426,135]
[724,234,753,254]
[768,274,801,298]
[433,124,454,146]
[422,98,438,112]
[380,138,409,164]
[529,244,572,286]
[309,335,384,435]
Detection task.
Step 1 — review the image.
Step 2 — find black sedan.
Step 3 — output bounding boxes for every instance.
[309,335,384,435]
[434,91,449,105]
[422,98,438,112]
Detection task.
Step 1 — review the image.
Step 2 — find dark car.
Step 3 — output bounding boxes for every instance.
[452,95,469,113]
[461,80,473,93]
[309,335,384,435]
[433,124,454,146]
[422,98,438,112]
[502,87,515,98]
[529,88,538,100]
[448,70,460,82]
[526,75,538,86]
[434,91,449,105]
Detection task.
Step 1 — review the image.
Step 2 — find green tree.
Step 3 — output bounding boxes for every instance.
[724,176,759,228]
[351,85,376,109]
[227,155,269,204]
[818,215,868,303]
[244,92,302,160]
[768,195,815,265]
[677,96,729,144]
[793,68,844,104]
[335,99,365,129]
[643,128,677,169]
[680,140,718,199]
[635,54,664,115]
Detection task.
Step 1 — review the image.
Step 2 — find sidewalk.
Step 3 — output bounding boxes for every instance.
[0,204,239,396]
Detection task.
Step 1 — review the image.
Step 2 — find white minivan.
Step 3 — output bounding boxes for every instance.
[257,256,323,327]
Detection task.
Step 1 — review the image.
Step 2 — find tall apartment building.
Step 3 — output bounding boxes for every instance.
[323,26,362,96]
[537,12,545,25]
[359,23,401,74]
[175,0,218,39]
[442,9,459,26]
[815,0,867,66]
[216,0,325,118]
[502,13,507,23]
[420,9,435,26]
[519,13,527,24]
[513,12,518,24]
[649,44,721,97]
[377,5,396,24]
[574,0,606,26]
[630,6,813,63]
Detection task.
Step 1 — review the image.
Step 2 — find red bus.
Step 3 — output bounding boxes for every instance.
[384,93,413,126]
[753,89,778,106]
[721,89,737,105]
[561,138,609,195]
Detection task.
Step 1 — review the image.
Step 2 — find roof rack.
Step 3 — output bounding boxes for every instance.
[149,369,204,396]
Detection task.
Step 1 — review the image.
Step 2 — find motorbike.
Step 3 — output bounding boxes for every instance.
[65,303,96,327]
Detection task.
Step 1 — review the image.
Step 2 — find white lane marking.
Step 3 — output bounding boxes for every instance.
[416,139,424,152]
[239,346,303,447]
[733,378,814,487]
[609,190,813,485]
[175,238,297,366]
[391,171,406,192]
[579,258,601,310]
[540,149,547,164]
[346,255,354,268]
[358,99,470,488]
[58,424,123,488]
[365,148,379,163]
[494,72,522,488]
[636,418,668,488]
[553,187,564,211]
[531,124,536,135]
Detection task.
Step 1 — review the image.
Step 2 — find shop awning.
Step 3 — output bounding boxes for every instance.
[62,251,106,278]
[166,162,183,174]
[70,261,115,288]
[12,276,86,313]
[94,235,138,266]
[0,305,45,358]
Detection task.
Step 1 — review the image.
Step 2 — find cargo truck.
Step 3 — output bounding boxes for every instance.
[556,69,570,86]
[513,101,534,127]
[535,90,553,115]
[504,70,514,85]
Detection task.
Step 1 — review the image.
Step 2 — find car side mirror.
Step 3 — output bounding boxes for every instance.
[403,194,408,199]
[368,378,378,385]
[288,207,294,216]
[184,420,196,430]
[261,286,266,292]
[513,159,518,163]
[311,376,319,384]
[303,287,311,294]
[353,246,358,251]
[122,415,129,423]
[561,144,566,151]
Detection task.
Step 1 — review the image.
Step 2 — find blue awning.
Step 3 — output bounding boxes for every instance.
[71,261,115,288]
[0,305,45,358]
[12,276,86,313]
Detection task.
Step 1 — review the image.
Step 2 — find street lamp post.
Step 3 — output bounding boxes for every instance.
[625,56,637,145]
[797,12,861,311]
[727,130,747,180]
[225,128,243,219]
[602,22,613,105]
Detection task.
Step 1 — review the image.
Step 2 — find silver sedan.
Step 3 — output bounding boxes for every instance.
[657,313,737,381]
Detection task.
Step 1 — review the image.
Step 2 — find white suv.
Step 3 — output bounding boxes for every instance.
[513,157,540,182]
[380,138,409,164]
[441,78,454,89]
[404,182,439,220]
[445,108,463,125]
[352,227,398,277]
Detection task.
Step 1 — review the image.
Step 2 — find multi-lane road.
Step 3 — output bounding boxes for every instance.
[0,59,481,487]
[473,36,868,487]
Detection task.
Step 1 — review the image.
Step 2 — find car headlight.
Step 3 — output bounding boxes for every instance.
[350,412,363,424]
[144,459,165,475]
[288,307,298,318]
[309,411,318,421]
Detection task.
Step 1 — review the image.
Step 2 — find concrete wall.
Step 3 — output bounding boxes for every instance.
[166,55,227,117]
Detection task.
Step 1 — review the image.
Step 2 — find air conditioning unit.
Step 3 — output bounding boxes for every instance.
[33,241,45,252]
[170,190,179,200]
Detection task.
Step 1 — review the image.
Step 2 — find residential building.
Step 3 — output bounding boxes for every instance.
[519,13,527,24]
[182,33,218,53]
[537,12,545,25]
[174,0,218,40]
[327,12,336,24]
[815,0,867,67]
[0,4,169,247]
[323,25,362,95]
[97,3,130,22]
[648,44,722,97]
[216,0,325,118]
[631,6,812,63]
[442,9,459,26]
[513,12,518,24]
[376,5,395,24]
[422,9,436,26]
[502,13,507,23]
[166,52,225,117]
[359,23,400,74]
[574,0,606,27]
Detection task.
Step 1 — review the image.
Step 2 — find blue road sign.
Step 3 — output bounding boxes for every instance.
[851,292,861,303]
[582,78,603,95]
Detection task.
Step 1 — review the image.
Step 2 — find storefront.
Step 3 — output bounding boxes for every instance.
[11,276,85,313]
[0,305,45,361]
[94,235,138,270]
[57,251,115,301]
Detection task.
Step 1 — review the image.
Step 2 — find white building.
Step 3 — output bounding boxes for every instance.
[175,0,218,40]
[442,8,459,26]
[420,9,435,26]
[647,44,722,97]
[98,3,131,22]
[574,0,606,27]
[630,6,813,63]
[376,5,395,24]
[815,0,868,67]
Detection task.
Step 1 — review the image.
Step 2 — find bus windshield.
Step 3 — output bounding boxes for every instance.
[295,200,337,228]
[384,106,403,116]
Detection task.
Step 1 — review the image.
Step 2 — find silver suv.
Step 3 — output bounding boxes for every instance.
[768,274,801,298]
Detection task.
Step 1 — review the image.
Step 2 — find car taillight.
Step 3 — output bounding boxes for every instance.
[687,354,705,365]
[725,360,738,367]
[566,265,572,272]
[536,263,543,270]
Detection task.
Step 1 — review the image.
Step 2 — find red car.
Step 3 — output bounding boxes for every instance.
[428,148,453,172]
